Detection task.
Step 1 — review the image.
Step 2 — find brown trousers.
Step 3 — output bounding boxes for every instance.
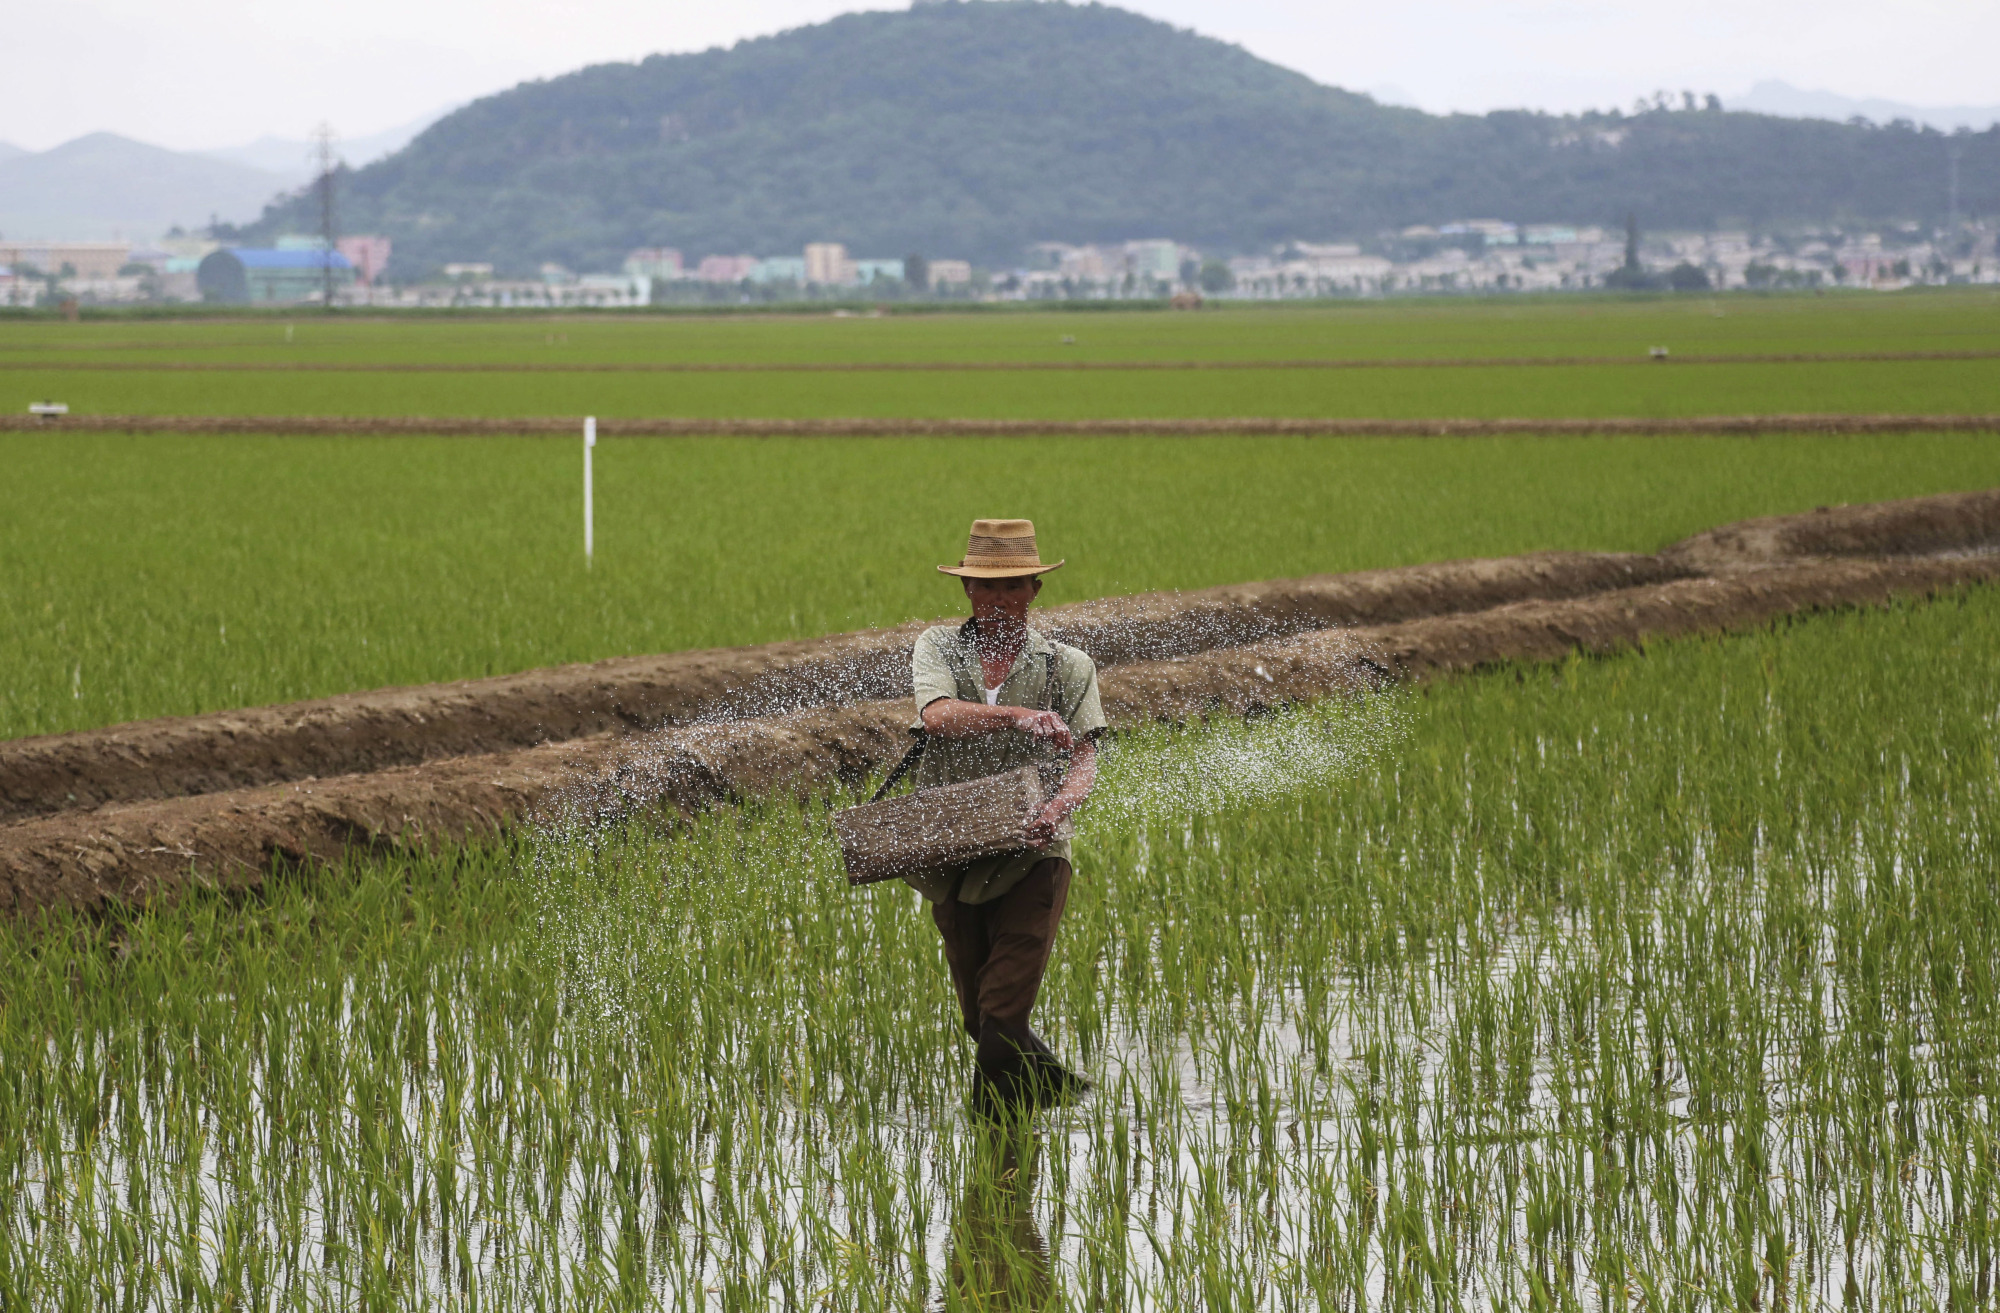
[930,858,1072,1071]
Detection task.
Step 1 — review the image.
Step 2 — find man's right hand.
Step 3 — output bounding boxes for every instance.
[921,697,1073,747]
[1013,708,1074,750]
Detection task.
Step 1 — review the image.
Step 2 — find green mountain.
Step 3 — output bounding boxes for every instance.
[241,1,1997,278]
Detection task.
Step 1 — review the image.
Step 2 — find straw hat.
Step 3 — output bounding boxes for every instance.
[937,518,1065,578]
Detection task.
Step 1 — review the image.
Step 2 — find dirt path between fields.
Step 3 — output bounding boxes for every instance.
[5,349,1997,373]
[0,551,1680,824]
[5,413,1999,438]
[3,489,1997,914]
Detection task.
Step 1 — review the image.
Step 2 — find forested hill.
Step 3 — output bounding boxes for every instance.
[242,1,1998,278]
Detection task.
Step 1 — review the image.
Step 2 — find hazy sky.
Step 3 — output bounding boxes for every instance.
[6,0,1997,154]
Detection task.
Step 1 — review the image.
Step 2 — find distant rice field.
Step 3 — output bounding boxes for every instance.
[2,292,1998,421]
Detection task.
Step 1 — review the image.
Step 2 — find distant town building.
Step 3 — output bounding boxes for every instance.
[336,236,393,286]
[1290,242,1360,259]
[1521,226,1580,246]
[442,263,494,280]
[1439,219,1519,243]
[749,256,806,284]
[0,242,130,280]
[624,247,684,279]
[573,273,652,306]
[1124,239,1180,280]
[195,248,357,303]
[0,265,37,306]
[852,258,904,284]
[805,243,856,286]
[696,254,758,283]
[927,259,972,286]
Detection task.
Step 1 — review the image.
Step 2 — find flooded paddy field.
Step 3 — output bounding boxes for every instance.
[5,589,1995,1308]
[3,294,1997,1307]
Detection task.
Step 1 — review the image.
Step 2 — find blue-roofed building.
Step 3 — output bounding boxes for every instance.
[196,247,357,304]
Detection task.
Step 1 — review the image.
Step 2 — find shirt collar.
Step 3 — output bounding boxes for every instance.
[957,616,1052,656]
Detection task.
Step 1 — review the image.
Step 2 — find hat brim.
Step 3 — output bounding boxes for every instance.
[937,559,1064,579]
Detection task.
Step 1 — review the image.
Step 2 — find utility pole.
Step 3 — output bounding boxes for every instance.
[313,124,338,310]
[1947,141,1961,235]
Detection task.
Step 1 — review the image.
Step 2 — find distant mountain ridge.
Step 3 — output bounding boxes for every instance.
[201,109,457,187]
[0,134,288,242]
[212,1,1994,278]
[1728,80,2000,134]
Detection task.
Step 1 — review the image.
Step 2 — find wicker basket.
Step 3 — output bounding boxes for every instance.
[835,766,1054,886]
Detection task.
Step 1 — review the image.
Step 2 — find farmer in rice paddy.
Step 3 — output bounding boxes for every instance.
[909,518,1106,1110]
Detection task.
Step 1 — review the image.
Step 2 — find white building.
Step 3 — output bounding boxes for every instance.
[927,259,973,287]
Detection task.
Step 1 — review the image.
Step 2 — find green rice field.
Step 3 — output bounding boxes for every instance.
[5,589,1995,1308]
[3,292,1998,421]
[5,429,2000,739]
[4,296,1999,1310]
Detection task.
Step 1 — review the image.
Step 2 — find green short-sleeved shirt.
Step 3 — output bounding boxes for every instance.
[905,619,1108,905]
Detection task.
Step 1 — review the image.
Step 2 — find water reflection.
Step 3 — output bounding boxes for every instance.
[939,1124,1053,1311]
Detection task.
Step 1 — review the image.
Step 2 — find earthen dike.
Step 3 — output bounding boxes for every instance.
[3,489,1996,915]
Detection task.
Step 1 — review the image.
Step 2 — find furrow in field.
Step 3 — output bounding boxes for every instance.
[5,349,1997,372]
[6,413,2000,436]
[0,552,1678,823]
[3,495,1997,915]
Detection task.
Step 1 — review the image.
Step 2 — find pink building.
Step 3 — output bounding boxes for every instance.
[696,254,758,283]
[336,236,392,286]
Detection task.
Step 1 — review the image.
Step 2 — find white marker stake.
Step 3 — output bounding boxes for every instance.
[583,416,596,567]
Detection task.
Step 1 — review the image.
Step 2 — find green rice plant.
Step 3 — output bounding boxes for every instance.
[5,289,1999,367]
[0,581,1995,1304]
[6,292,1999,423]
[8,355,1998,422]
[6,429,2000,739]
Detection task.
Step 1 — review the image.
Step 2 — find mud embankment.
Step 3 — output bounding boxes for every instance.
[3,489,1998,915]
[0,551,1678,823]
[4,413,1999,438]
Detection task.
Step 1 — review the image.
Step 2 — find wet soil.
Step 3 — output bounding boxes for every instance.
[3,489,1997,914]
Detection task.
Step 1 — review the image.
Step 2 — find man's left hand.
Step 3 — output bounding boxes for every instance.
[1024,804,1067,848]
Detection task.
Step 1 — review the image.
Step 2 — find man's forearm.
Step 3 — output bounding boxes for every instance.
[921,698,1078,754]
[1045,740,1097,817]
[920,697,1032,739]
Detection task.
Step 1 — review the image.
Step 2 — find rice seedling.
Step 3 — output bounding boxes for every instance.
[6,289,1998,367]
[8,356,1997,423]
[7,428,2000,739]
[3,582,1995,1307]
